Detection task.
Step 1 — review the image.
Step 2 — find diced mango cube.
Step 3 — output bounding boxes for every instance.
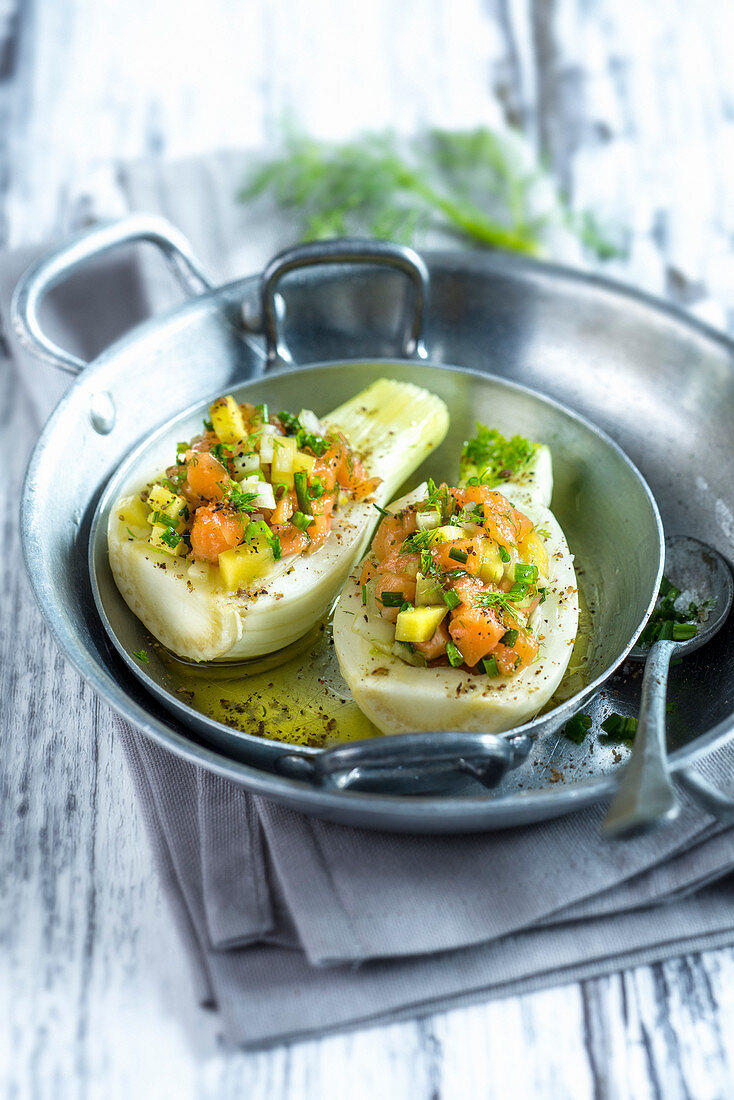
[293,450,317,474]
[119,494,151,530]
[147,483,187,519]
[210,395,247,445]
[395,605,448,644]
[218,534,274,590]
[478,540,504,585]
[271,437,297,487]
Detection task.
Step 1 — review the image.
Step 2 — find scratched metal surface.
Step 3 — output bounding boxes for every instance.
[2,0,734,1096]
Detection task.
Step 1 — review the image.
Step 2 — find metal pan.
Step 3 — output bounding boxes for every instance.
[14,216,734,832]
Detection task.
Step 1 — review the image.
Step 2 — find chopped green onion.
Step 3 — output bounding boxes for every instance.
[160,528,182,549]
[132,649,149,663]
[564,713,592,743]
[255,402,269,422]
[498,546,510,563]
[291,511,314,532]
[150,510,178,529]
[362,583,368,606]
[380,591,405,607]
[448,547,469,564]
[176,441,189,456]
[673,622,698,641]
[500,629,519,647]
[514,562,538,583]
[265,530,282,560]
[601,713,638,740]
[294,470,312,515]
[446,641,464,667]
[443,588,462,610]
[203,418,214,432]
[482,656,499,677]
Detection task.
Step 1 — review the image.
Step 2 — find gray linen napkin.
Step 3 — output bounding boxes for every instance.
[5,221,734,1050]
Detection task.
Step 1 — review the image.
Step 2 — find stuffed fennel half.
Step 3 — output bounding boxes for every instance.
[108,378,449,662]
[332,429,578,734]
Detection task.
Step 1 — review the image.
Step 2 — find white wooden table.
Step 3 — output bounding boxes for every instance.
[3,1,734,1096]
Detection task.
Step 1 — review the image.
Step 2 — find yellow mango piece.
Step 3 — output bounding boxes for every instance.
[518,529,550,580]
[218,536,274,590]
[293,450,317,474]
[210,395,247,445]
[395,605,448,644]
[271,437,297,487]
[118,495,150,530]
[478,540,504,585]
[147,483,187,519]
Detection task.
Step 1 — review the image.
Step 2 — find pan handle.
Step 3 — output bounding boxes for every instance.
[261,238,430,369]
[11,214,213,376]
[276,731,532,794]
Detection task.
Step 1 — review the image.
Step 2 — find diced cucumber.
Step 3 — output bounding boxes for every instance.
[395,605,447,643]
[427,524,470,545]
[232,452,260,480]
[415,572,445,606]
[416,510,441,531]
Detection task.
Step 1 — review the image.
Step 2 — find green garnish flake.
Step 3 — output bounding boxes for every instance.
[442,588,462,611]
[362,583,368,606]
[229,487,258,513]
[210,442,234,464]
[265,530,282,561]
[132,649,149,663]
[373,503,391,518]
[638,575,710,648]
[310,476,326,499]
[482,656,499,678]
[126,527,137,541]
[160,528,182,549]
[460,425,538,488]
[601,713,639,740]
[150,510,179,529]
[446,641,464,667]
[277,410,329,456]
[564,713,592,743]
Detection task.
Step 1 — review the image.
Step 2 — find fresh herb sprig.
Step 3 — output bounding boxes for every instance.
[460,426,538,488]
[240,127,622,260]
